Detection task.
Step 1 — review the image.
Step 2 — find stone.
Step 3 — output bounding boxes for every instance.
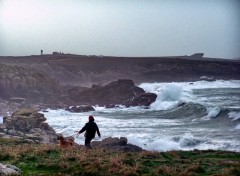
[8,130,15,135]
[12,108,37,117]
[68,79,157,107]
[91,137,142,152]
[125,92,157,107]
[0,163,21,176]
[3,108,58,144]
[66,105,95,113]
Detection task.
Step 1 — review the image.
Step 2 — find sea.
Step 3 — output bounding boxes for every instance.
[43,80,240,152]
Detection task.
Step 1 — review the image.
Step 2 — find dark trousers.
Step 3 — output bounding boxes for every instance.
[85,137,93,148]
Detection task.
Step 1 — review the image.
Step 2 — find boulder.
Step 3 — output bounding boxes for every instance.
[0,163,21,176]
[91,137,142,152]
[124,93,157,107]
[3,108,58,144]
[68,79,157,107]
[66,105,95,113]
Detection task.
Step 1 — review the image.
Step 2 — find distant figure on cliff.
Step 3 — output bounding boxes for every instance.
[77,116,101,148]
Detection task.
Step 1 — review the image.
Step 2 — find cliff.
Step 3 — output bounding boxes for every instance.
[0,54,239,87]
[0,63,61,104]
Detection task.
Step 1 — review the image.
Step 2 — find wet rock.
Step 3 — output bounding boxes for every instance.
[66,105,95,113]
[125,92,157,107]
[68,79,157,107]
[91,137,142,152]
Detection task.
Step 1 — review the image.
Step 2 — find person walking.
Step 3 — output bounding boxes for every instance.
[77,115,101,148]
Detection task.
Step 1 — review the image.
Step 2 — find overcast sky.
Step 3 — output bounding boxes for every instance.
[0,0,239,58]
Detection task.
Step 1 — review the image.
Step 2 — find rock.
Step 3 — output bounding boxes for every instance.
[125,93,157,107]
[66,105,95,113]
[68,79,157,107]
[0,63,61,105]
[91,137,142,152]
[7,130,15,135]
[94,137,127,146]
[3,108,58,144]
[12,108,37,116]
[118,143,143,152]
[0,163,21,176]
[190,53,204,58]
[6,108,47,133]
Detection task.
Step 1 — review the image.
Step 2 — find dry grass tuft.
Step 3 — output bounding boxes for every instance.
[0,143,239,176]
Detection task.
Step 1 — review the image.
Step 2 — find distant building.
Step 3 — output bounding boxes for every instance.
[52,51,64,55]
[52,52,59,55]
[41,50,43,55]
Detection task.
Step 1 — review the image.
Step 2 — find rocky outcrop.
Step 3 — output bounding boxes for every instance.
[91,137,142,152]
[0,163,21,176]
[66,105,95,113]
[68,79,157,107]
[0,108,58,144]
[190,53,204,58]
[0,63,61,104]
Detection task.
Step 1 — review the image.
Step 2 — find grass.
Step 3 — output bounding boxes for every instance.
[0,139,239,176]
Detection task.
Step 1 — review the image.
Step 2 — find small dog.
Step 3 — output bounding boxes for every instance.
[57,134,74,148]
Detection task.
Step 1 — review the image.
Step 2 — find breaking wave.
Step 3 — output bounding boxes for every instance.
[43,80,240,152]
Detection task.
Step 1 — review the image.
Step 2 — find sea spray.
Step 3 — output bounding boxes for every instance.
[149,84,183,110]
[201,107,221,120]
[228,112,240,121]
[43,80,240,152]
[145,139,179,151]
[235,124,240,129]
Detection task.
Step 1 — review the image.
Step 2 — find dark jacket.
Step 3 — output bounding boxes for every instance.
[79,121,100,139]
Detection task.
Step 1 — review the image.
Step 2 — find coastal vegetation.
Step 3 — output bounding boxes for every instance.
[0,138,239,176]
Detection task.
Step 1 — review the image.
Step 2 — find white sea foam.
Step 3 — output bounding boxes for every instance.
[201,107,221,120]
[42,80,240,152]
[140,80,240,111]
[228,112,240,121]
[0,116,3,123]
[145,139,180,151]
[127,133,239,152]
[139,80,240,92]
[142,84,184,110]
[235,124,240,129]
[42,108,240,152]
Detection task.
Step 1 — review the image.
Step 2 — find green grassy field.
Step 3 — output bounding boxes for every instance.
[0,138,239,176]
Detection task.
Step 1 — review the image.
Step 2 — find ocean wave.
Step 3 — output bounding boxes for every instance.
[235,124,240,129]
[149,84,183,110]
[228,111,240,121]
[127,133,240,152]
[201,107,221,120]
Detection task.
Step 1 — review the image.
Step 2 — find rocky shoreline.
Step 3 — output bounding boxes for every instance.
[0,108,58,144]
[0,78,157,116]
[0,108,144,175]
[0,54,239,116]
[1,108,239,175]
[0,108,143,152]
